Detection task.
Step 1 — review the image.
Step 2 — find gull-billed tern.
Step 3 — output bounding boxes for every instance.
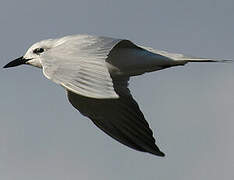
[3,34,230,156]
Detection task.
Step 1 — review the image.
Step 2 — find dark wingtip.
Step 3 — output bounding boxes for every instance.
[158,151,165,157]
[152,151,165,157]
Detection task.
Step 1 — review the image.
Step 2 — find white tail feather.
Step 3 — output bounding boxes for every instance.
[141,47,233,64]
[185,58,233,63]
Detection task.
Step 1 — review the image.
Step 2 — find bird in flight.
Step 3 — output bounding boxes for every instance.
[3,34,230,156]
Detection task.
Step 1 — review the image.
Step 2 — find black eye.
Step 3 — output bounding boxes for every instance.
[33,48,44,54]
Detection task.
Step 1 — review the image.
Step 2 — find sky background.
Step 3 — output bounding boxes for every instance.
[1,0,234,179]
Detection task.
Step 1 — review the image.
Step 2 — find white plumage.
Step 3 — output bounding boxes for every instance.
[4,34,230,156]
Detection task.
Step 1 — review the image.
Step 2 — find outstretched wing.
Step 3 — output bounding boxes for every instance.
[40,35,122,99]
[40,34,164,156]
[67,77,165,156]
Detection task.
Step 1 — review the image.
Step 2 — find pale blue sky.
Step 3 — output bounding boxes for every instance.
[1,0,234,179]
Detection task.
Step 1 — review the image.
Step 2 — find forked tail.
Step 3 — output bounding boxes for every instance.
[184,58,233,63]
[143,47,233,64]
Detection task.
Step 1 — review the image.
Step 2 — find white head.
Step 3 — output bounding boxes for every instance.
[23,39,57,68]
[3,37,69,69]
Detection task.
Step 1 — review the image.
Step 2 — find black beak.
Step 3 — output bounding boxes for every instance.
[3,56,29,68]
